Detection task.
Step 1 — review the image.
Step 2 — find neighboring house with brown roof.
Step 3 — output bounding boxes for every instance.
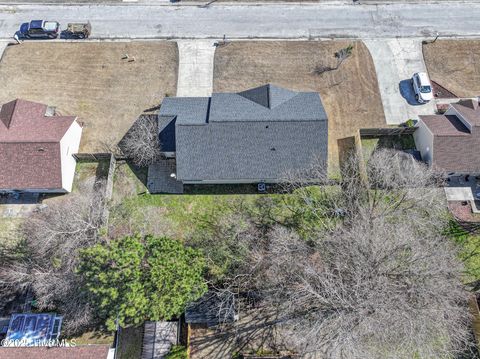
[0,99,82,193]
[414,99,480,173]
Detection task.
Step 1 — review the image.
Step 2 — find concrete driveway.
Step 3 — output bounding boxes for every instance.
[365,38,436,125]
[176,40,216,97]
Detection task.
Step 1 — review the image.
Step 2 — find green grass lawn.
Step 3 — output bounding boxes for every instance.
[111,188,268,240]
[72,161,104,192]
[447,221,480,283]
[109,161,284,240]
[165,345,187,359]
[69,330,115,345]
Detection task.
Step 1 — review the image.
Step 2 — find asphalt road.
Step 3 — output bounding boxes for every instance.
[0,2,479,39]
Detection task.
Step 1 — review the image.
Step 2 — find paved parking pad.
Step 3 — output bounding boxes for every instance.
[365,38,436,125]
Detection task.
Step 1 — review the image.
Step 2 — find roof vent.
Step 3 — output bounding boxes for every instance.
[45,106,56,117]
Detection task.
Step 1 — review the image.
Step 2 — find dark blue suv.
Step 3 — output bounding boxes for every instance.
[20,20,60,39]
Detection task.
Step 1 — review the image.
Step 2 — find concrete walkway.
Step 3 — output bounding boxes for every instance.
[176,40,216,97]
[365,38,436,125]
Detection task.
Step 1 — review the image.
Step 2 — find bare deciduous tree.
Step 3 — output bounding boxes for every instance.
[282,148,446,234]
[314,44,354,75]
[253,223,471,359]
[209,149,471,358]
[0,181,106,334]
[119,115,161,167]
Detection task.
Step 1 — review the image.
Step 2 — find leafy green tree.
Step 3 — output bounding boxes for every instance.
[79,235,207,330]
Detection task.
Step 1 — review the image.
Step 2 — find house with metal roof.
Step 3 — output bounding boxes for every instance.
[414,99,480,173]
[0,99,82,193]
[148,84,328,193]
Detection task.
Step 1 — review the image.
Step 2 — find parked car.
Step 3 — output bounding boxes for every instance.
[411,72,433,104]
[20,20,60,39]
[64,22,91,39]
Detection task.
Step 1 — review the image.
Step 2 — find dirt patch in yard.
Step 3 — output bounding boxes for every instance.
[423,40,480,98]
[0,42,178,153]
[213,40,385,172]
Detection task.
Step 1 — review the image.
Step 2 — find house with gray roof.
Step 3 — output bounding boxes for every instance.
[148,84,328,193]
[414,99,480,173]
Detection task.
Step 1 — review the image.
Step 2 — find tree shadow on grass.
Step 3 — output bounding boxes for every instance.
[189,306,293,359]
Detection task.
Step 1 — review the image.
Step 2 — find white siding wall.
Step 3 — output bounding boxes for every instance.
[59,120,82,192]
[413,120,434,165]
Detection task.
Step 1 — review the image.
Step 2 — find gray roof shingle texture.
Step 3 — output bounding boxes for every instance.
[159,84,328,182]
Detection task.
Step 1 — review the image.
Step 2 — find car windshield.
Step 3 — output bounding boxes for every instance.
[420,85,432,93]
[44,22,58,31]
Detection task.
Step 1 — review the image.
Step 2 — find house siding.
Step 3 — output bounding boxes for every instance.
[59,120,82,192]
[413,119,434,166]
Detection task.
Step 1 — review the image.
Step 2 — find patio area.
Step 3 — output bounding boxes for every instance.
[445,174,480,215]
[147,160,184,194]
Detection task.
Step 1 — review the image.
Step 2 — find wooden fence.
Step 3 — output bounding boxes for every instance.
[359,127,416,138]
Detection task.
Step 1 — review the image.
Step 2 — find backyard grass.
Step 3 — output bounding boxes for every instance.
[110,163,289,240]
[213,40,386,173]
[165,345,187,359]
[0,218,22,246]
[360,134,416,163]
[69,330,115,346]
[72,161,110,191]
[116,326,144,359]
[0,42,178,152]
[447,221,480,284]
[111,187,266,240]
[423,40,480,97]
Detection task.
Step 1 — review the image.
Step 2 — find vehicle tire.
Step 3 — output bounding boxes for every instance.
[415,94,419,102]
[78,33,85,39]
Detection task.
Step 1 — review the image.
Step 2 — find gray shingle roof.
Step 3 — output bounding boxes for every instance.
[185,292,236,327]
[159,97,209,125]
[210,84,326,123]
[158,84,328,182]
[237,83,297,109]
